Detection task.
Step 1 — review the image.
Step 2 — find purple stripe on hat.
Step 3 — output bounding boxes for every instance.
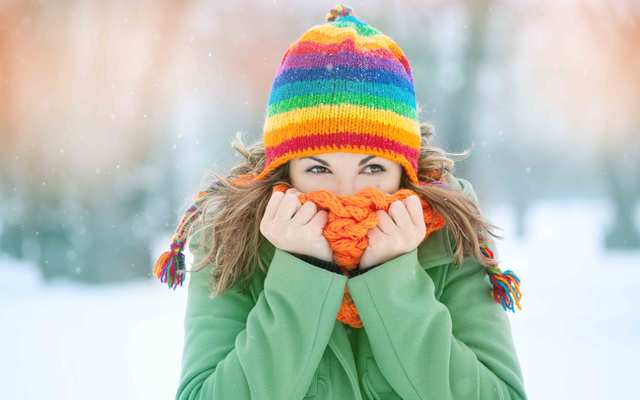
[278,49,412,84]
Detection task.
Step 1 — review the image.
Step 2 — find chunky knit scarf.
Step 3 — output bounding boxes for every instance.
[271,182,448,328]
[153,175,523,329]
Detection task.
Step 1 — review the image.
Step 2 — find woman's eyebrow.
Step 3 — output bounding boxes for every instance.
[303,156,329,166]
[302,155,376,166]
[358,155,376,165]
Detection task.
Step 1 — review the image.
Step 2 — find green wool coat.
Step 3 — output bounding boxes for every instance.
[175,177,528,400]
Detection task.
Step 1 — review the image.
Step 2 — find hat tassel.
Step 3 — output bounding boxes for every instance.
[153,239,186,289]
[481,243,522,312]
[153,199,205,289]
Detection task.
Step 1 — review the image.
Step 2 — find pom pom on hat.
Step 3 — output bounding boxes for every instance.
[325,4,354,22]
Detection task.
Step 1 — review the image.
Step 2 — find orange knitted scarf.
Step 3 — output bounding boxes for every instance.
[271,182,446,329]
[153,176,523,330]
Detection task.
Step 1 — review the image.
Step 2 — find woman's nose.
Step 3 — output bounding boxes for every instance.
[336,180,356,196]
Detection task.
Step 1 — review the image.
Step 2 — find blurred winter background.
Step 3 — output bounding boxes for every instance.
[0,0,638,399]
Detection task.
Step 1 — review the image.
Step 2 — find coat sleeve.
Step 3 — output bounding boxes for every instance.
[346,247,527,400]
[175,232,348,400]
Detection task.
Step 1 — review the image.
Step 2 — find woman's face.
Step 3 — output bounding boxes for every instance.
[288,152,403,196]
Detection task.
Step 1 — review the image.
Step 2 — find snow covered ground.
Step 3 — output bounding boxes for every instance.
[1,198,638,399]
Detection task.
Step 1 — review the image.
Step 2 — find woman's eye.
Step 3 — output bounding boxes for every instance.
[363,164,385,174]
[306,165,330,174]
[305,164,385,174]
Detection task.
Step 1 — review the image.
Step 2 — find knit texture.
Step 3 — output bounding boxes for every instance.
[254,4,422,184]
[271,182,446,328]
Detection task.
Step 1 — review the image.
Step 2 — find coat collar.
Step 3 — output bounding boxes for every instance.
[418,227,454,270]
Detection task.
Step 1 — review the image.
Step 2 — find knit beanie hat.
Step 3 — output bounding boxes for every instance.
[253,4,422,184]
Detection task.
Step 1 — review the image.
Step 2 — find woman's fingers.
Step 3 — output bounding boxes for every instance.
[403,195,424,227]
[275,188,301,221]
[308,209,328,229]
[291,200,317,225]
[264,190,284,221]
[376,209,397,235]
[367,225,383,241]
[388,199,412,229]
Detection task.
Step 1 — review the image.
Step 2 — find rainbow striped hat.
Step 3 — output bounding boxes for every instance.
[253,4,422,184]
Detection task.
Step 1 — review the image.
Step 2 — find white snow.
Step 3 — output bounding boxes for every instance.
[1,198,638,399]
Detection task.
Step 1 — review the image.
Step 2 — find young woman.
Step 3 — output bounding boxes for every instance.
[155,5,527,399]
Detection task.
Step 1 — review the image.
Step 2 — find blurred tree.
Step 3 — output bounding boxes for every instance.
[0,0,197,283]
[441,0,493,180]
[378,0,494,184]
[0,0,30,259]
[581,1,640,249]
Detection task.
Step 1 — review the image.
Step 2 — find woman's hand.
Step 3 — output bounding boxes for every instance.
[358,195,426,270]
[260,188,333,262]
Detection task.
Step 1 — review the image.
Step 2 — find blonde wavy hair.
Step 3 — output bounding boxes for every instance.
[185,122,502,297]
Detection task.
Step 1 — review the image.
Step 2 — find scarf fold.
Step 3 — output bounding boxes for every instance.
[153,175,523,330]
[272,183,446,328]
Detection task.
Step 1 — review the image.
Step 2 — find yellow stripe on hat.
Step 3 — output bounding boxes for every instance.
[263,112,421,150]
[263,103,420,147]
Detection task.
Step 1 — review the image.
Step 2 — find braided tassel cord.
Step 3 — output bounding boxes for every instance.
[152,191,208,289]
[481,243,523,312]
